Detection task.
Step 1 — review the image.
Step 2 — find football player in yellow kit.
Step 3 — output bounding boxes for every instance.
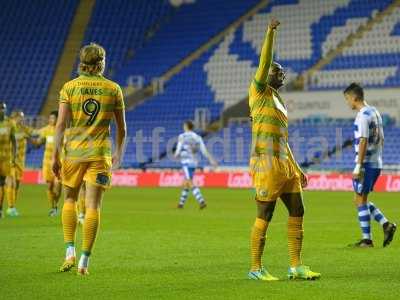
[0,102,17,218]
[53,43,126,275]
[6,110,34,217]
[34,111,62,216]
[247,19,320,281]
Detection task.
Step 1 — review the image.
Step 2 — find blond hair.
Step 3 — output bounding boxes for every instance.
[78,43,106,75]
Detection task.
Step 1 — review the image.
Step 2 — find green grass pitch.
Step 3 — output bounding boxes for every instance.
[1,185,400,300]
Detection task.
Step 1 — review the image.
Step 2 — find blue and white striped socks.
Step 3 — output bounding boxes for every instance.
[358,204,371,240]
[179,188,189,206]
[192,187,205,204]
[368,202,388,226]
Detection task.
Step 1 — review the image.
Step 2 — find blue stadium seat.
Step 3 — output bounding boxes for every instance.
[78,0,174,77]
[0,0,79,116]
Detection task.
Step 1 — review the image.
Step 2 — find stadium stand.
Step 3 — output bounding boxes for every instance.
[114,0,262,85]
[120,0,396,168]
[311,4,400,89]
[79,0,175,76]
[22,0,400,172]
[1,0,79,115]
[206,0,394,108]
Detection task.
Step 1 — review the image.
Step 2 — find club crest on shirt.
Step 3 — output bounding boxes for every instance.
[96,173,110,186]
[256,188,268,200]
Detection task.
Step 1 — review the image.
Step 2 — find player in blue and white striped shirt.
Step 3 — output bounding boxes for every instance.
[344,83,396,248]
[174,121,217,209]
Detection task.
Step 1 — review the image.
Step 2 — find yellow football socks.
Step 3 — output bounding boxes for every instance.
[250,218,268,271]
[62,202,77,245]
[288,216,303,268]
[82,208,100,256]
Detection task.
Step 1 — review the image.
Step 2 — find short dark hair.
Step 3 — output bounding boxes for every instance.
[50,110,58,118]
[184,120,194,130]
[343,83,364,101]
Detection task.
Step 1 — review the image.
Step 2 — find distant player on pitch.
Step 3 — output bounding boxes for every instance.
[53,43,126,275]
[0,102,17,218]
[343,83,396,248]
[6,110,34,217]
[175,120,217,209]
[248,18,320,281]
[34,111,62,216]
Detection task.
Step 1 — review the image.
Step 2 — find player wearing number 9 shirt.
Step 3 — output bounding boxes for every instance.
[52,43,127,275]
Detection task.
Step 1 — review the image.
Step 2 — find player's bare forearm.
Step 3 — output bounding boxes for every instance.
[53,121,66,161]
[53,103,70,161]
[353,138,367,178]
[114,109,127,158]
[207,153,215,165]
[174,142,182,158]
[357,138,367,165]
[254,18,280,84]
[115,128,126,157]
[205,152,217,167]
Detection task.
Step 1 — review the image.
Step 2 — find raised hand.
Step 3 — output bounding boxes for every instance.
[269,18,280,30]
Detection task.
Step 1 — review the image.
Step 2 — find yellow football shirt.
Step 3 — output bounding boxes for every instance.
[0,118,16,163]
[249,80,288,160]
[59,73,125,163]
[38,125,55,167]
[14,124,34,168]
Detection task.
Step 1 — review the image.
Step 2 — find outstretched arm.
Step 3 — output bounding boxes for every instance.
[254,18,280,86]
[199,140,217,168]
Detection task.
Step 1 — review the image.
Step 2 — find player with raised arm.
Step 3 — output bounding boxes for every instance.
[0,102,17,218]
[343,83,396,248]
[53,43,126,275]
[175,120,217,209]
[6,110,34,217]
[248,18,320,281]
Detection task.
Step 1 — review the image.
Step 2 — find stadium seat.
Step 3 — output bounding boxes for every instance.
[1,0,79,116]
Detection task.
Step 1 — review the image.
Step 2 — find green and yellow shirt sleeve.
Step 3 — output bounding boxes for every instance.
[59,83,70,104]
[253,27,276,90]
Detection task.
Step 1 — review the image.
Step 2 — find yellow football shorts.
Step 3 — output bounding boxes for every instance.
[62,160,112,189]
[42,162,55,182]
[0,161,11,177]
[250,155,302,202]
